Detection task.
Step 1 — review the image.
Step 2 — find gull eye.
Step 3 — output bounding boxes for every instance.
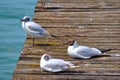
[44,55,50,61]
[25,18,30,21]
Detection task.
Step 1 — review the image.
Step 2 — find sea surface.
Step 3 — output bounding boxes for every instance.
[0,0,37,80]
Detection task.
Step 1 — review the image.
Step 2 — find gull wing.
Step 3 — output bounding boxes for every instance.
[75,46,92,59]
[76,46,101,59]
[44,59,69,72]
[27,22,46,33]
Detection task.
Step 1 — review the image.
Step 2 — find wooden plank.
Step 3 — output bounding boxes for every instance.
[38,0,120,3]
[33,18,120,24]
[34,11,120,24]
[12,74,120,80]
[37,3,120,9]
[18,55,120,62]
[35,8,120,12]
[34,11,120,18]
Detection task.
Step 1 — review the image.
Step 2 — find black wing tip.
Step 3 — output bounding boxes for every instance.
[101,49,111,53]
[50,34,57,37]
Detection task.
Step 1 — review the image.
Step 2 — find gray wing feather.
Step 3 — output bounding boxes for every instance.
[76,46,101,58]
[44,59,68,72]
[28,22,46,33]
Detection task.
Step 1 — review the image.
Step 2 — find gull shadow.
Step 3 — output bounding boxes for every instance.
[71,55,111,60]
[56,78,80,80]
[90,55,111,59]
[44,7,62,9]
[54,71,87,80]
[56,77,94,80]
[35,43,52,46]
[51,70,86,75]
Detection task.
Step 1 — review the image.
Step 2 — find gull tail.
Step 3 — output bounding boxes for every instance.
[101,49,111,53]
[67,63,80,69]
[46,31,72,37]
[46,31,58,37]
[50,33,58,37]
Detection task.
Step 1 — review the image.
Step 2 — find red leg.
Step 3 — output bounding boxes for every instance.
[33,37,35,46]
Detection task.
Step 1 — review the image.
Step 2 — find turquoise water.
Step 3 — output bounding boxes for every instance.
[0,0,37,80]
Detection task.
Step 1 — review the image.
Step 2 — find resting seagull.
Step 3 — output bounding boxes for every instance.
[20,16,54,46]
[40,54,79,72]
[66,40,111,59]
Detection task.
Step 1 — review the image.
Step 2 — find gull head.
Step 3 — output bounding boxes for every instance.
[41,54,51,61]
[20,16,31,22]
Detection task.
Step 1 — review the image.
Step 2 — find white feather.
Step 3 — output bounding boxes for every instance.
[40,54,77,72]
[21,16,49,38]
[67,41,102,59]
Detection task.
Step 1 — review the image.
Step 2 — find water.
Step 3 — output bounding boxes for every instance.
[0,0,37,80]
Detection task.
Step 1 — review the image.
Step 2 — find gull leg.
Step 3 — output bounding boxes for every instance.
[33,37,35,46]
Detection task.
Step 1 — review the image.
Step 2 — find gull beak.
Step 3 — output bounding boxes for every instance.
[20,19,24,22]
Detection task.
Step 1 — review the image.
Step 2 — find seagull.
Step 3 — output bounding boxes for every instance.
[40,54,79,72]
[66,40,111,59]
[20,16,55,46]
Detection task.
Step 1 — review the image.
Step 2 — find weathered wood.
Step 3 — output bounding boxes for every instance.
[34,11,120,18]
[36,2,120,9]
[13,74,120,80]
[38,0,120,3]
[12,0,120,80]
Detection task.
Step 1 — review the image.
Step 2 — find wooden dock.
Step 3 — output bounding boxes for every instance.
[12,0,120,80]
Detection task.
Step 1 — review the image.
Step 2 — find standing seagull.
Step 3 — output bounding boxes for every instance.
[20,16,54,46]
[40,54,78,72]
[66,40,111,59]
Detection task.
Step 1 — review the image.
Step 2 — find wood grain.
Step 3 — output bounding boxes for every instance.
[12,0,120,80]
